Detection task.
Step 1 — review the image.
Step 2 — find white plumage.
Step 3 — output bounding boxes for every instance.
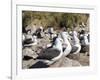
[60,31,72,56]
[51,37,63,62]
[80,33,89,46]
[71,31,81,54]
[32,35,38,45]
[79,32,89,53]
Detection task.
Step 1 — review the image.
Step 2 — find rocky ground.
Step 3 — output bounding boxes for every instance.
[22,34,89,69]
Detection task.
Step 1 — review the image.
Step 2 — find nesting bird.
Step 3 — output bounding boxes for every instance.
[79,30,89,53]
[70,30,81,54]
[23,30,38,46]
[35,35,63,65]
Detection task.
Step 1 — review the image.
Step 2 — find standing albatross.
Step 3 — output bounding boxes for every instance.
[60,31,72,56]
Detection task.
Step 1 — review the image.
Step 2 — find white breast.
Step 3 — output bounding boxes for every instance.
[53,37,63,52]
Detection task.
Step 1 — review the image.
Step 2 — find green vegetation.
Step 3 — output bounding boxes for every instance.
[22,11,89,30]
